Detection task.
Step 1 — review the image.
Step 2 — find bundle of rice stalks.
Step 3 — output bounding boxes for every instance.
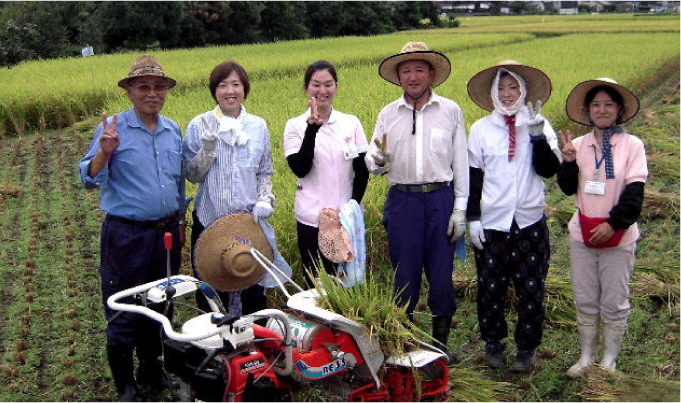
[0,184,20,197]
[579,366,680,402]
[311,268,433,357]
[642,190,680,220]
[632,267,680,317]
[449,367,518,402]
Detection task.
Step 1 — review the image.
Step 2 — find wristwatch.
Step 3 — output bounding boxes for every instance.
[178,219,188,226]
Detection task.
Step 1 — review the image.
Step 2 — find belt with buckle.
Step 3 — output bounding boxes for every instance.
[393,181,451,193]
[106,214,177,229]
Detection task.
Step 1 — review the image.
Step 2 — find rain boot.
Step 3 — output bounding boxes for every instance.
[483,340,505,369]
[600,318,627,372]
[107,346,143,402]
[432,316,455,365]
[511,348,536,373]
[567,312,599,378]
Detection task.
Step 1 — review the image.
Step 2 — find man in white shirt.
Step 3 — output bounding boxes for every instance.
[366,42,468,364]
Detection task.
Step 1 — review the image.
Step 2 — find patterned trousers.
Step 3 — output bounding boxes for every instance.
[474,217,551,351]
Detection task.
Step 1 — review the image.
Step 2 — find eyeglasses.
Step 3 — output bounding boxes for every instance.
[132,84,168,95]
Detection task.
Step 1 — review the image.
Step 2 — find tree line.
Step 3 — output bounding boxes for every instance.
[0,1,458,68]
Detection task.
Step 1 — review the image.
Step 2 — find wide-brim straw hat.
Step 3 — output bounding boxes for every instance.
[467,60,552,112]
[379,41,451,88]
[566,78,640,126]
[118,54,177,89]
[194,212,273,292]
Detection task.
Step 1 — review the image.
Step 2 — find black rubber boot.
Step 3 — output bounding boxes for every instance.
[511,349,536,373]
[432,316,455,365]
[136,334,173,392]
[483,340,505,369]
[107,346,143,402]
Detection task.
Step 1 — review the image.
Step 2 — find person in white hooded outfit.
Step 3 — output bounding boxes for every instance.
[466,61,561,373]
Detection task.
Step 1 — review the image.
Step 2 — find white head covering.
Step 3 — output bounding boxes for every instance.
[491,68,527,117]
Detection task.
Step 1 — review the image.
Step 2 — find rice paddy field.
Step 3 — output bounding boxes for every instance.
[0,13,679,402]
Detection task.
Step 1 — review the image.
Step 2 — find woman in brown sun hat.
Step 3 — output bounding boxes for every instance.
[557,78,647,377]
[466,60,561,373]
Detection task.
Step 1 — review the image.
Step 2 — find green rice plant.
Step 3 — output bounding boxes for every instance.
[311,266,433,357]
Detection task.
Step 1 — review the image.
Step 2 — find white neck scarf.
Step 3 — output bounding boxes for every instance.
[213,105,249,146]
[491,68,527,117]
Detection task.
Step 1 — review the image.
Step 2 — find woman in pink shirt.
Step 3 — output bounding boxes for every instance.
[557,78,648,377]
[283,60,369,287]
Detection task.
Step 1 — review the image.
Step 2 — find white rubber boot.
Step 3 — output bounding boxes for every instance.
[566,313,599,378]
[600,318,627,372]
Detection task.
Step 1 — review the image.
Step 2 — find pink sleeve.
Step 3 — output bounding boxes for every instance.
[355,117,368,152]
[625,135,648,184]
[283,119,303,157]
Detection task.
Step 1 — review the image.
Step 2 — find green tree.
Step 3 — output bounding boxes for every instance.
[0,20,39,67]
[259,1,309,42]
[99,1,183,51]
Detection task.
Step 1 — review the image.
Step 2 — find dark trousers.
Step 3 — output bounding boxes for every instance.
[100,214,181,356]
[474,216,551,351]
[383,185,457,318]
[190,210,266,314]
[297,220,336,288]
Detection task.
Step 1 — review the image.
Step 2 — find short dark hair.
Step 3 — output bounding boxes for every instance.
[584,85,623,109]
[303,60,338,89]
[209,61,250,102]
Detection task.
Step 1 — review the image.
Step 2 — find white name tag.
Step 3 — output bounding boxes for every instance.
[343,144,359,160]
[584,180,606,195]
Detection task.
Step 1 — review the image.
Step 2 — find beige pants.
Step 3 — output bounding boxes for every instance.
[569,239,636,322]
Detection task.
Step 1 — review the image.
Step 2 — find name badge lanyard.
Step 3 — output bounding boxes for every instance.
[593,146,606,181]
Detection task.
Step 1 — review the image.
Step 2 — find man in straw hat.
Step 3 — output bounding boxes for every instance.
[557,78,646,377]
[365,41,469,364]
[466,60,560,373]
[79,54,188,400]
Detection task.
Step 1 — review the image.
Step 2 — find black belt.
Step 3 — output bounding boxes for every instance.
[393,181,451,193]
[106,214,177,229]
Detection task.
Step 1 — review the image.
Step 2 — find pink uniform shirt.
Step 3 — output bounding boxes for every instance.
[567,131,648,247]
[284,109,368,227]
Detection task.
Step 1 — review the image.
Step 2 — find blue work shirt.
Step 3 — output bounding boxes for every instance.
[79,108,189,221]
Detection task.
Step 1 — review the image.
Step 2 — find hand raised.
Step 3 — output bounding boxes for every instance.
[371,132,390,166]
[558,129,577,162]
[200,115,219,153]
[307,96,323,125]
[99,113,120,156]
[526,100,544,137]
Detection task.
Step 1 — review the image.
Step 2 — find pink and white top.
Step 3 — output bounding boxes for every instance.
[568,131,648,247]
[284,108,368,227]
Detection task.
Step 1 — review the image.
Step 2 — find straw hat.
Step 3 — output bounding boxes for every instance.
[467,60,552,112]
[117,54,177,89]
[379,41,451,88]
[194,213,273,292]
[566,78,640,126]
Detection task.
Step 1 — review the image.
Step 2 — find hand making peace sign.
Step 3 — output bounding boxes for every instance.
[100,113,120,156]
[557,129,577,162]
[307,96,324,125]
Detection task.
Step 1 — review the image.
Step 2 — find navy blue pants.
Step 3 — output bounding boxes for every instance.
[383,185,456,318]
[474,217,550,351]
[190,210,266,315]
[99,215,181,353]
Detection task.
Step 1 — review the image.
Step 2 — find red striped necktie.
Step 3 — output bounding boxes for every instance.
[505,114,516,161]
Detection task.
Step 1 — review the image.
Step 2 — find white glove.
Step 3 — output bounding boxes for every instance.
[526,100,545,137]
[371,133,391,167]
[469,220,486,250]
[200,115,219,153]
[252,201,274,223]
[446,209,466,243]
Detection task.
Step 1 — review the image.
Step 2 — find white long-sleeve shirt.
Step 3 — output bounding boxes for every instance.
[365,91,469,210]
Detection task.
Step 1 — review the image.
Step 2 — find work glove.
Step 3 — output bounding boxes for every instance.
[252,201,274,223]
[469,220,486,250]
[446,209,466,243]
[200,115,219,154]
[526,100,545,138]
[371,133,391,167]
